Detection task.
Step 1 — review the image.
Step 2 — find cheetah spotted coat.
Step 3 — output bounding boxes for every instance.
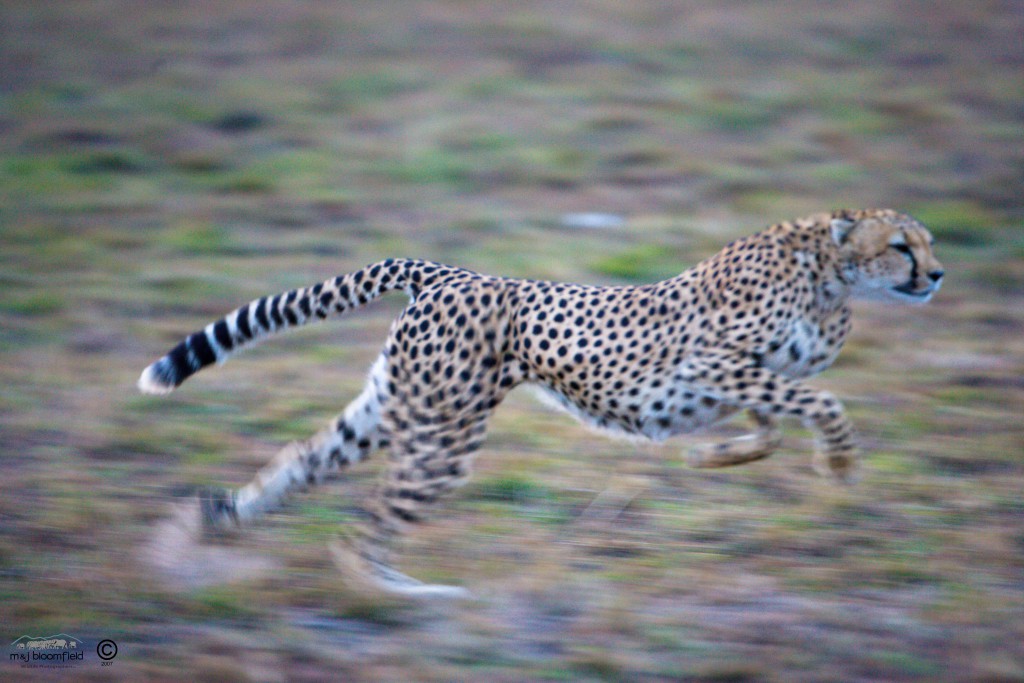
[140,208,942,595]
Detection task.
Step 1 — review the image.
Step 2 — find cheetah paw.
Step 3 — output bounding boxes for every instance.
[685,438,775,469]
[197,486,241,537]
[328,540,472,600]
[812,452,861,484]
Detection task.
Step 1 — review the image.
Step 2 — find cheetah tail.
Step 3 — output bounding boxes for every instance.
[138,258,425,395]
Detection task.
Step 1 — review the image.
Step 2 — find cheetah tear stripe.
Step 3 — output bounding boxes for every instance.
[138,258,462,394]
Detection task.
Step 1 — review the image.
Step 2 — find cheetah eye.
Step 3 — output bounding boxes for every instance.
[891,243,911,254]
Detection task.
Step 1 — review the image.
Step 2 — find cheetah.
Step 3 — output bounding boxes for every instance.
[139,208,943,596]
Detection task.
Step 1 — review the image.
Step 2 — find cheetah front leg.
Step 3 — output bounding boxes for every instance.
[686,410,782,469]
[681,353,858,482]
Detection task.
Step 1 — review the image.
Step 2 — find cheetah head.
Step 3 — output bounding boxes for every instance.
[830,209,944,303]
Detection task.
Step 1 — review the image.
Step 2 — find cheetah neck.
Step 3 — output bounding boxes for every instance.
[775,219,854,316]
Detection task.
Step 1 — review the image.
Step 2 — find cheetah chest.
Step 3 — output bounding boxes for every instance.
[764,316,846,378]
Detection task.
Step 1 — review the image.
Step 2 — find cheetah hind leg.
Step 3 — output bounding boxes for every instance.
[198,425,383,536]
[327,502,475,600]
[327,407,496,600]
[686,410,781,468]
[199,367,388,536]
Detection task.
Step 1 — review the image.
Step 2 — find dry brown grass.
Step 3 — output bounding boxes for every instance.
[1,1,1022,680]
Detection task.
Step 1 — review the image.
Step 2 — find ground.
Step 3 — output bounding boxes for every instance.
[1,1,1022,681]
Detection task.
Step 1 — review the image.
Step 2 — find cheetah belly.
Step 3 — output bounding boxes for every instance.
[531,382,736,443]
[531,385,642,440]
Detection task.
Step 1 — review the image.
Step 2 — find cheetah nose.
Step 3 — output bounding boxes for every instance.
[928,270,944,283]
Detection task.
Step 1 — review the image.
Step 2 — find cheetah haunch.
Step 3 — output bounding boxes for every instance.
[139,209,943,596]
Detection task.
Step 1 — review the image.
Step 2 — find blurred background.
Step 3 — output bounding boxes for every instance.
[1,1,1022,680]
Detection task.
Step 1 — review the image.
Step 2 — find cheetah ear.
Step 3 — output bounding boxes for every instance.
[830,217,857,245]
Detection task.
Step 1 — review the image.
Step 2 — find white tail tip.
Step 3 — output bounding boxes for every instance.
[138,362,175,395]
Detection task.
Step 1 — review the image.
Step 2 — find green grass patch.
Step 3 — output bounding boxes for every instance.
[906,200,1002,246]
[321,71,424,109]
[696,102,782,134]
[327,596,417,627]
[1,152,116,197]
[441,131,518,153]
[0,290,64,316]
[468,473,552,504]
[969,262,1024,295]
[184,585,266,622]
[65,149,156,175]
[370,151,477,187]
[589,243,680,282]
[870,650,944,678]
[155,220,239,255]
[570,648,627,681]
[286,501,362,544]
[214,172,277,195]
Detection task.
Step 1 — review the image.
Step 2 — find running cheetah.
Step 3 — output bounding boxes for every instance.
[139,208,943,596]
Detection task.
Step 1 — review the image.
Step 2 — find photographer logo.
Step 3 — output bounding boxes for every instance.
[9,634,88,669]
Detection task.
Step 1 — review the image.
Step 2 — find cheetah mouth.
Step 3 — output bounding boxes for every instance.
[891,282,934,301]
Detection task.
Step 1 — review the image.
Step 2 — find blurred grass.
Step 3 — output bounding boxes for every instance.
[590,243,682,282]
[0,0,1022,681]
